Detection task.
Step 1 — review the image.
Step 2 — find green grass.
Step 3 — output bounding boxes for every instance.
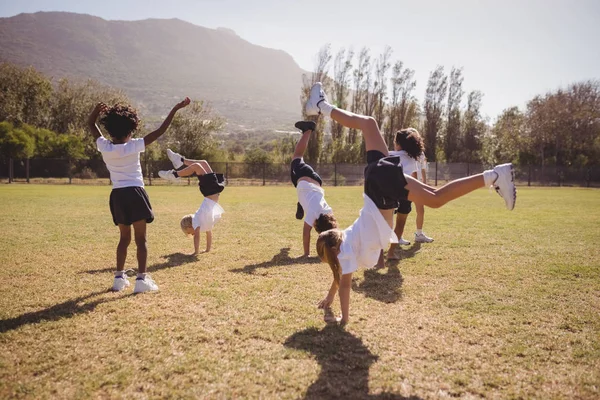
[0,184,599,399]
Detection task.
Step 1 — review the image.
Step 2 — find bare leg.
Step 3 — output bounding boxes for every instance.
[177,162,209,177]
[415,203,425,230]
[406,173,485,208]
[132,220,147,273]
[182,159,213,173]
[387,212,408,259]
[374,250,385,268]
[116,224,131,271]
[330,108,388,155]
[293,130,313,159]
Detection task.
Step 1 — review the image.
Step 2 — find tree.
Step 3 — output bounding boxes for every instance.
[0,63,52,127]
[423,66,448,161]
[349,47,371,145]
[244,148,272,164]
[0,121,36,159]
[462,90,485,163]
[164,100,225,160]
[373,46,392,134]
[387,61,417,148]
[444,67,463,162]
[331,47,354,142]
[484,107,526,165]
[300,44,332,164]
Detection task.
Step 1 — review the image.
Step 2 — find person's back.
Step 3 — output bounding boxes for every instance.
[87,98,190,293]
[97,137,145,188]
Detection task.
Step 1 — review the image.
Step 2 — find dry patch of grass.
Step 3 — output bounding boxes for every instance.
[0,185,599,399]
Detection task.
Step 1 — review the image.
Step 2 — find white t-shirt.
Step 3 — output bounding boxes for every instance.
[296,180,333,226]
[388,150,419,177]
[97,137,145,189]
[338,194,399,275]
[192,197,225,232]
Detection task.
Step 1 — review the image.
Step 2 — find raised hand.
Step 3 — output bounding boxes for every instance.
[174,97,191,110]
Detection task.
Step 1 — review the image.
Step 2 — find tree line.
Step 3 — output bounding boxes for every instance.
[0,63,226,167]
[2,60,599,171]
[299,44,600,168]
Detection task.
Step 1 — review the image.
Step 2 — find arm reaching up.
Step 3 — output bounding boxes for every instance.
[87,102,108,140]
[144,97,191,147]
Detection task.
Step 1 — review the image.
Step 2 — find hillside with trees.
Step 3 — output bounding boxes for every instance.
[0,11,304,132]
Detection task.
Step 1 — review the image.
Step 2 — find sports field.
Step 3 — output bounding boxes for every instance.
[0,184,599,399]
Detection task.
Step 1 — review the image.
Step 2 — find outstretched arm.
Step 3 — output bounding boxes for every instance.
[302,222,312,257]
[339,273,352,323]
[193,227,201,255]
[318,279,339,310]
[143,97,190,147]
[87,102,108,140]
[205,231,212,252]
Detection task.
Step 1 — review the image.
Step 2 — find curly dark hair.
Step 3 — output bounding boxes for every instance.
[314,213,338,233]
[99,104,140,140]
[394,128,424,160]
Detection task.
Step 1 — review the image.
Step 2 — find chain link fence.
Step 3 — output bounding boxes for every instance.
[1,158,599,187]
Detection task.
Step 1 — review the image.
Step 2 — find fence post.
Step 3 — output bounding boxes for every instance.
[466,162,470,176]
[262,163,266,186]
[8,158,13,183]
[68,159,72,184]
[334,163,337,187]
[435,161,438,186]
[587,167,591,188]
[26,158,30,183]
[528,165,531,187]
[225,162,229,182]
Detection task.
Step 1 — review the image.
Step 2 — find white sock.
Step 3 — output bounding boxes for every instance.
[137,273,146,280]
[416,229,423,235]
[483,170,498,187]
[115,271,125,277]
[319,101,335,117]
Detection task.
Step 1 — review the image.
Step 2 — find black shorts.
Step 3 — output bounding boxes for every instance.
[109,186,154,226]
[198,173,225,197]
[290,158,323,187]
[396,199,412,215]
[364,150,409,210]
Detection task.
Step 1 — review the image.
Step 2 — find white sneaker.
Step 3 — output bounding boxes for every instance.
[134,275,159,293]
[398,237,411,246]
[158,169,180,182]
[305,82,328,116]
[111,274,130,291]
[167,149,184,169]
[493,163,517,211]
[415,232,434,243]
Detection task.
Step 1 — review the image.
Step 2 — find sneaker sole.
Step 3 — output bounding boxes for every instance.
[497,164,516,211]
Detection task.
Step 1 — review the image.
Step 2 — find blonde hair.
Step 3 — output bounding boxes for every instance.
[316,229,344,285]
[180,214,194,236]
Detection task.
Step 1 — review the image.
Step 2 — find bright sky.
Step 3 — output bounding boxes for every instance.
[1,0,599,120]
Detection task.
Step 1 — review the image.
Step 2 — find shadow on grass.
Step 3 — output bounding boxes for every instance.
[352,243,421,304]
[230,247,320,274]
[147,252,198,273]
[0,290,122,333]
[84,252,197,275]
[284,325,421,399]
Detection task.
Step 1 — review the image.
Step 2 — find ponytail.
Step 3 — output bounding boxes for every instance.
[316,230,343,285]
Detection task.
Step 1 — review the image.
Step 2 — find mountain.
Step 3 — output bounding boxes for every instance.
[0,12,305,131]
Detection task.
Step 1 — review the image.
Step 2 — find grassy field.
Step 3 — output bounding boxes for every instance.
[0,184,599,399]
